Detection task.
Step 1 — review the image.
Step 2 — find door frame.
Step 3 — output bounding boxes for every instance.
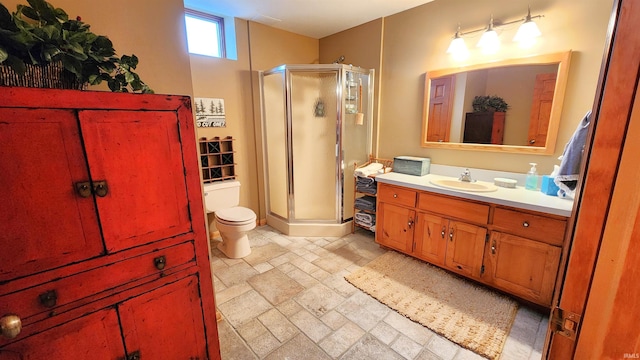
[544,0,640,357]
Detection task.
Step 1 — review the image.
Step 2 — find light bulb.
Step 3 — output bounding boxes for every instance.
[447,36,469,61]
[477,16,500,55]
[514,21,541,48]
[478,30,500,54]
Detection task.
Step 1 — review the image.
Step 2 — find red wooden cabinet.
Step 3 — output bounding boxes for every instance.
[0,88,220,359]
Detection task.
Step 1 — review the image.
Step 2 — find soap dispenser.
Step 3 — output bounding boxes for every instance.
[525,163,538,190]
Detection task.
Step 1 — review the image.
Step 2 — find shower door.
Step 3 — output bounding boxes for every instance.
[290,70,339,221]
[261,64,372,227]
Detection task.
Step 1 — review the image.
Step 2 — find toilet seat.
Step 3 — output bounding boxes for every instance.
[215,206,256,225]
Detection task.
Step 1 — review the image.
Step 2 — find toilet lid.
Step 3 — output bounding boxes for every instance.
[215,207,256,223]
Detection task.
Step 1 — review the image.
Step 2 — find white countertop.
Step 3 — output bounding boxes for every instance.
[375,172,574,217]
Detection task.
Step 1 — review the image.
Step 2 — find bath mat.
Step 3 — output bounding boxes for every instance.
[345,251,518,360]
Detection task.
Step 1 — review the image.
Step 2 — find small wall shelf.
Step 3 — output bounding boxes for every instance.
[199,136,236,183]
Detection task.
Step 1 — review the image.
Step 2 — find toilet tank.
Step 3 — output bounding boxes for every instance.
[203,180,240,213]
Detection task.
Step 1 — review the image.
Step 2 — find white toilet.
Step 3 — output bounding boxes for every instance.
[203,180,256,258]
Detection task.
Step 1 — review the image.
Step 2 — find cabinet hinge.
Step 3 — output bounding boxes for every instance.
[551,306,581,341]
[480,265,485,275]
[485,233,489,242]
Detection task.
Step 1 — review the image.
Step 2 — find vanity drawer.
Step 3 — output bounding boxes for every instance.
[418,192,490,224]
[0,241,195,323]
[378,184,417,208]
[492,208,566,246]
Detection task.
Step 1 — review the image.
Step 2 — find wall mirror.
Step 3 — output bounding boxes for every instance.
[421,51,572,154]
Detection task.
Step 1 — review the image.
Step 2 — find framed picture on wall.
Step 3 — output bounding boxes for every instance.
[195,97,226,127]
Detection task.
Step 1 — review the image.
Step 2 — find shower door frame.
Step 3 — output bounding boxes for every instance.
[259,64,373,227]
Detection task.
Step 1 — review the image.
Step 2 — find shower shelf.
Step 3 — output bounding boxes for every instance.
[199,136,236,183]
[353,155,393,233]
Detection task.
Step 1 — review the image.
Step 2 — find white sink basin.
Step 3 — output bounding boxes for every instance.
[430,178,498,192]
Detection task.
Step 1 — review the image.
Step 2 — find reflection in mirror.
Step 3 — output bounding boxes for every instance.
[421,51,572,154]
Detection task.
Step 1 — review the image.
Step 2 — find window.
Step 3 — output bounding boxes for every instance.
[185,9,226,58]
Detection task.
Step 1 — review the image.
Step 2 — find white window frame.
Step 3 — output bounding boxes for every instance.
[185,9,226,58]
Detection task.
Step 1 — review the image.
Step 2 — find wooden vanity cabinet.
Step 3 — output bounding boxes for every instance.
[376,184,489,279]
[0,88,220,359]
[484,207,566,305]
[413,212,447,267]
[416,192,489,279]
[484,232,561,306]
[376,182,567,307]
[376,185,417,252]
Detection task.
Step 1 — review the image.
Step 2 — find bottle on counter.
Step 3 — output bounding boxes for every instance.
[525,162,539,190]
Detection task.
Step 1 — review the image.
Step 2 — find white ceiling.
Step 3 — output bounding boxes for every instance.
[184,0,435,39]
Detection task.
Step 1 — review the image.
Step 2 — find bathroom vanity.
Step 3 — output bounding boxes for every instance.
[374,171,572,307]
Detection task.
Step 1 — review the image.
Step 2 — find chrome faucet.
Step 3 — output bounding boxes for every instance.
[459,168,475,182]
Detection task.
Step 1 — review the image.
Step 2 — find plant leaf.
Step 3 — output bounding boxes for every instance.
[27,0,58,24]
[41,44,61,61]
[0,46,8,63]
[53,7,68,22]
[19,6,39,21]
[124,70,135,84]
[61,54,82,77]
[4,55,27,74]
[0,3,18,31]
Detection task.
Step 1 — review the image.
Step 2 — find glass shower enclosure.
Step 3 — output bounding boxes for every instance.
[260,64,373,236]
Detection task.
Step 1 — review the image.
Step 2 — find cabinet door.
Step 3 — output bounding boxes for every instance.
[486,232,561,306]
[414,212,447,266]
[0,308,123,359]
[444,221,486,278]
[79,110,192,252]
[0,109,103,282]
[376,202,414,253]
[119,275,208,359]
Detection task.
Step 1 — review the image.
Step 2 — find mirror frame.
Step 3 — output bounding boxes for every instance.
[421,51,572,154]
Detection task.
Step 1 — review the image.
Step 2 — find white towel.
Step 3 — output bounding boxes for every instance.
[355,212,375,226]
[355,162,383,177]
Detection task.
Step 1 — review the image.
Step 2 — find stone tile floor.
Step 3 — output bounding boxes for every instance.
[211,226,548,360]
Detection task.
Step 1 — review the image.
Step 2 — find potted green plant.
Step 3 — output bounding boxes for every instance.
[0,0,152,92]
[472,95,509,112]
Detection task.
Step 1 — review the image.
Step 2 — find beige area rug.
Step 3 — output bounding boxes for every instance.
[345,251,518,360]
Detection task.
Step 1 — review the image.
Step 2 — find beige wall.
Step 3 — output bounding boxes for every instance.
[2,0,194,96]
[10,0,614,219]
[374,0,613,175]
[320,19,384,154]
[189,19,257,226]
[190,19,319,221]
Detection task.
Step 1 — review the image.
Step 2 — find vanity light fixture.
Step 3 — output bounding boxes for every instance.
[446,26,469,61]
[477,16,500,54]
[513,6,542,48]
[447,7,544,58]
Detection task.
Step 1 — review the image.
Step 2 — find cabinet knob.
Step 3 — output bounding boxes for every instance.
[93,180,109,197]
[407,218,414,228]
[441,226,446,239]
[0,314,22,339]
[529,139,536,144]
[75,181,92,198]
[393,194,398,198]
[522,221,530,228]
[154,255,167,270]
[39,290,58,308]
[491,240,497,254]
[449,228,454,241]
